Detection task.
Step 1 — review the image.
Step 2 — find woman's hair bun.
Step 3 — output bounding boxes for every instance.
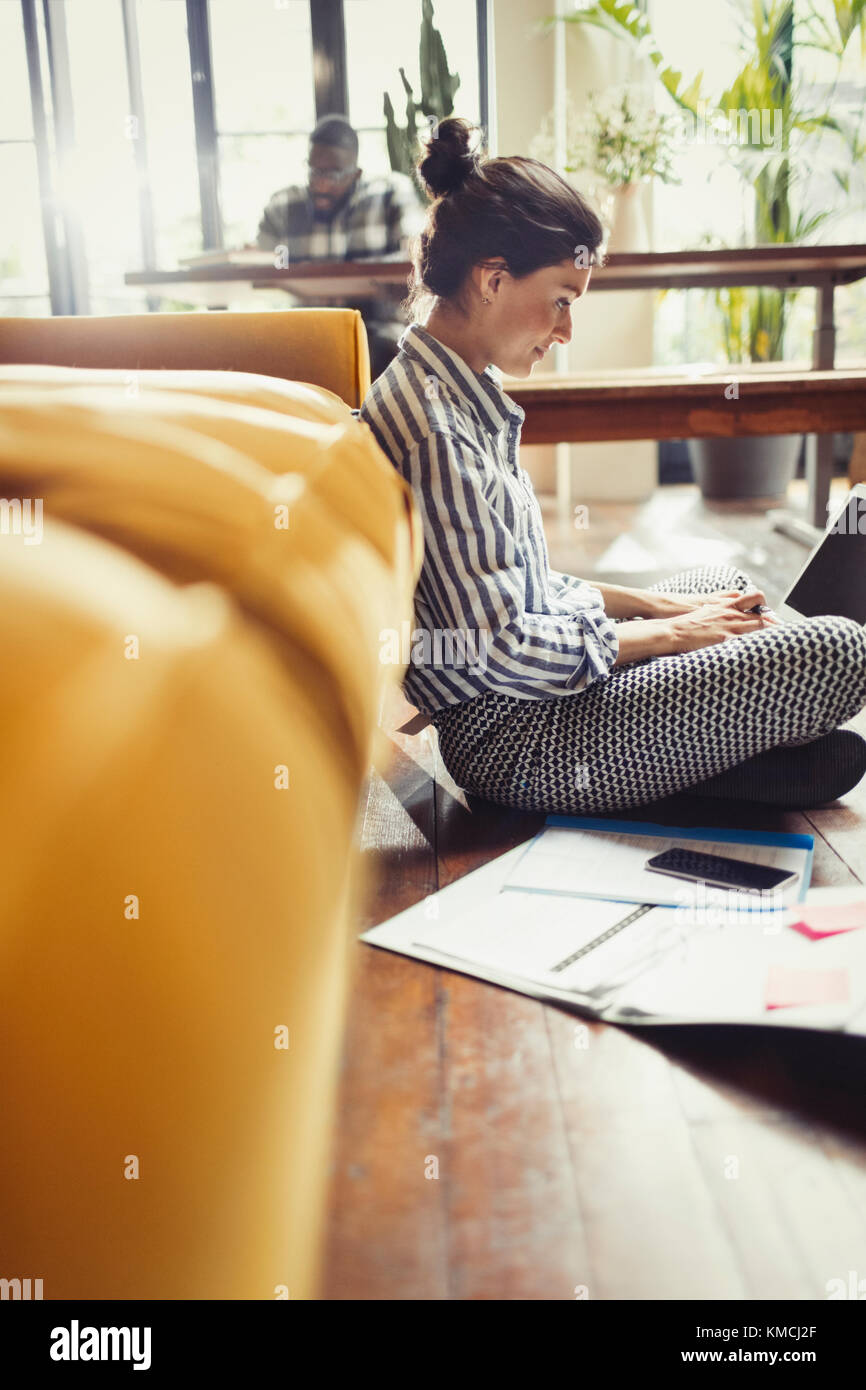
[416,116,480,199]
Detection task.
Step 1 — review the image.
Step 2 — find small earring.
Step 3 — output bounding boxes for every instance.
[481,296,490,304]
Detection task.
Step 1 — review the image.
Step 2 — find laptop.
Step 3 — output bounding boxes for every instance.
[780,484,866,624]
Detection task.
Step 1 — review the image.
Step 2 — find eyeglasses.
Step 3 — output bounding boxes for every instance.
[305,161,356,186]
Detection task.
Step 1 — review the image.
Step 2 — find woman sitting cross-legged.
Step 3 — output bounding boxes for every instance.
[359,117,866,815]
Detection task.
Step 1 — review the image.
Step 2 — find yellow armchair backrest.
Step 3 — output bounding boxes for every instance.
[0,306,372,407]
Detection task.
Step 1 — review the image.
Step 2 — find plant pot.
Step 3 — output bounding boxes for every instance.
[688,434,802,500]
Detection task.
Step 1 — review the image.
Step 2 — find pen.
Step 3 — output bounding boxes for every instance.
[747,603,772,613]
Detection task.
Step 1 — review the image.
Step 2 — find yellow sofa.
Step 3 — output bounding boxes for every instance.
[0,304,372,407]
[0,308,421,1299]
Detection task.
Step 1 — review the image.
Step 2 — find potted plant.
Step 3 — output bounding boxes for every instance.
[685,0,839,497]
[531,85,680,252]
[569,85,681,252]
[550,0,866,498]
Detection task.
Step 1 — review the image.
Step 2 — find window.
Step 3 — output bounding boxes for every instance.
[0,0,488,315]
[345,0,481,179]
[649,0,866,363]
[137,0,202,269]
[0,3,50,316]
[64,0,144,314]
[209,0,315,246]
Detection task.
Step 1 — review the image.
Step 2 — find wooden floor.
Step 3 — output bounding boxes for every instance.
[322,480,866,1301]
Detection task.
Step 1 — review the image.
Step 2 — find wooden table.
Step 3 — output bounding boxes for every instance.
[127,244,866,534]
[540,244,866,537]
[124,256,410,306]
[506,365,866,445]
[321,681,866,1301]
[504,363,866,548]
[125,243,866,300]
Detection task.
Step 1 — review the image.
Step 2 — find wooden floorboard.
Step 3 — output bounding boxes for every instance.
[321,682,448,1300]
[322,480,866,1300]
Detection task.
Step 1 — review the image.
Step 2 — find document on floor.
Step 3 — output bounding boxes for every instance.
[502,815,813,910]
[362,821,866,1034]
[604,886,866,1030]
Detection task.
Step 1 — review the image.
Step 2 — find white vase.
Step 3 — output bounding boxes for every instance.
[607,183,649,254]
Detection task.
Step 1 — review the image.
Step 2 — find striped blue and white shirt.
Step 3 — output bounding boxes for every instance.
[359,323,620,714]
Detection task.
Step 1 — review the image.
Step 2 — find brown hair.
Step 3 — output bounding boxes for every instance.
[404,117,606,322]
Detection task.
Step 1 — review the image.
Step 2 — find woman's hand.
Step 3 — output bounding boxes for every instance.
[646,586,779,625]
[612,599,776,666]
[664,599,776,653]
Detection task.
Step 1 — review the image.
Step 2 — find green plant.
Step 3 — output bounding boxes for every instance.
[550,0,866,363]
[383,0,461,200]
[569,85,682,187]
[542,0,706,117]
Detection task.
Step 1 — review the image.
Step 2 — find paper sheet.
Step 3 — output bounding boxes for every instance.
[504,820,811,910]
[609,907,866,1026]
[411,891,688,998]
[410,886,805,1009]
[765,964,850,1009]
[787,890,866,940]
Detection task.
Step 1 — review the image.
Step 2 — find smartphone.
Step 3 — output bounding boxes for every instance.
[644,846,798,895]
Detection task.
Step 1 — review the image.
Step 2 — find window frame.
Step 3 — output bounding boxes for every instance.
[10,0,490,313]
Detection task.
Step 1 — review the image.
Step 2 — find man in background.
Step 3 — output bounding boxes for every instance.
[256,114,425,379]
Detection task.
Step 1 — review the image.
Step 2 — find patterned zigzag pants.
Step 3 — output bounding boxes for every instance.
[429,564,866,817]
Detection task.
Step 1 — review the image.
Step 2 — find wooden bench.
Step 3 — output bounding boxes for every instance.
[504,365,866,535]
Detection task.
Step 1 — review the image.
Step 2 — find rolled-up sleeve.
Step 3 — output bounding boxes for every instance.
[549,568,606,610]
[406,435,619,698]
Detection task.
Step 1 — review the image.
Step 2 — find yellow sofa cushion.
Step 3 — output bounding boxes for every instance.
[0,361,354,425]
[0,368,423,771]
[0,365,421,1298]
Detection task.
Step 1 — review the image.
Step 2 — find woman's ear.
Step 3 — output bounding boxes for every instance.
[488,268,505,299]
[477,258,509,302]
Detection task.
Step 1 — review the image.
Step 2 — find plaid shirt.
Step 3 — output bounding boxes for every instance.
[256,171,425,321]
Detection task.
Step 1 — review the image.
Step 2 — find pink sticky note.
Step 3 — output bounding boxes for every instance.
[788,901,866,941]
[765,964,849,1011]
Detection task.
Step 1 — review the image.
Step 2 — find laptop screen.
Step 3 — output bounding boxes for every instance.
[784,488,866,624]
